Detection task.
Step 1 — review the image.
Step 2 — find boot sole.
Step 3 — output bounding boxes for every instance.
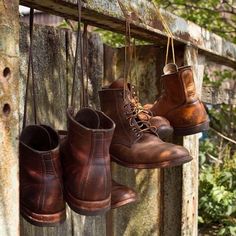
[174,120,210,136]
[111,155,192,169]
[65,187,111,216]
[20,204,66,227]
[111,196,137,209]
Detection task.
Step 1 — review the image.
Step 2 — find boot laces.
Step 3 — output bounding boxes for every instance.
[123,95,158,138]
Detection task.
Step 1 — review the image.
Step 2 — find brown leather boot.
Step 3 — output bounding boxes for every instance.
[20,125,66,226]
[99,87,192,169]
[58,130,137,210]
[145,65,209,136]
[108,79,173,141]
[111,180,137,209]
[60,107,115,215]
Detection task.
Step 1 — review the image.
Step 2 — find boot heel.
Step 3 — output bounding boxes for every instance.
[65,187,111,216]
[20,205,66,227]
[174,120,210,136]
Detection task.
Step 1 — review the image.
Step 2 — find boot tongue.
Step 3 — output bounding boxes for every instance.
[75,108,100,129]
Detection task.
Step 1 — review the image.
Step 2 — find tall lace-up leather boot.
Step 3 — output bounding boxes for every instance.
[145,64,209,136]
[60,107,115,215]
[109,79,173,141]
[20,125,66,226]
[99,87,192,169]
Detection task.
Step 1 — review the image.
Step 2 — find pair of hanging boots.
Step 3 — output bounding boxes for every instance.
[98,64,209,168]
[20,108,137,226]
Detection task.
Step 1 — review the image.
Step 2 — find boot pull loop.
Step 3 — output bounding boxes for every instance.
[71,0,84,108]
[22,8,37,130]
[82,23,89,107]
[152,1,176,65]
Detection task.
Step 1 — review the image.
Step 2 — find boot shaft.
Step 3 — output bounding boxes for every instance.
[161,66,198,106]
[62,108,115,202]
[20,125,64,214]
[99,88,143,146]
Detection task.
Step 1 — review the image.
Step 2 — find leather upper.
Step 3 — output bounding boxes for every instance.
[149,66,209,128]
[61,107,115,202]
[20,125,65,214]
[99,88,191,166]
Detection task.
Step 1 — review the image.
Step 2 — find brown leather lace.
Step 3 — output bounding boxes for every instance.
[71,0,89,109]
[22,8,37,130]
[71,0,85,108]
[117,1,158,137]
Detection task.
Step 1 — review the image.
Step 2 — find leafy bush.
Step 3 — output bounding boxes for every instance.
[199,103,236,235]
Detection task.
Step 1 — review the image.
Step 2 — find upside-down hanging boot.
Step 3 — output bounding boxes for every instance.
[144,64,209,136]
[58,130,138,210]
[99,86,192,169]
[108,79,173,141]
[20,125,66,226]
[111,180,137,209]
[60,107,115,215]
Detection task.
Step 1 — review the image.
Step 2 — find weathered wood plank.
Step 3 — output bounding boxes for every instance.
[19,23,106,236]
[19,0,236,69]
[181,45,205,236]
[0,1,20,235]
[202,86,236,105]
[104,45,163,236]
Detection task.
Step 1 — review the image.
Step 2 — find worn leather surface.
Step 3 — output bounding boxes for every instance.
[20,125,65,216]
[60,108,115,206]
[149,66,209,128]
[111,180,137,208]
[99,87,192,168]
[109,78,171,130]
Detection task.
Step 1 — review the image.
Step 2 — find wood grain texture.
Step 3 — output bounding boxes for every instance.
[19,0,236,69]
[0,1,20,235]
[181,46,206,236]
[19,23,106,236]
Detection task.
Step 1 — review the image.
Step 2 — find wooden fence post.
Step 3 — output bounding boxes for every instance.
[0,0,20,235]
[181,45,205,236]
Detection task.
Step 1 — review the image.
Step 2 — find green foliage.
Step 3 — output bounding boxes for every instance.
[199,100,236,235]
[204,69,236,89]
[155,0,236,43]
[199,141,236,235]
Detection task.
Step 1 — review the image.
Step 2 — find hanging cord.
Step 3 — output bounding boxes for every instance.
[117,0,132,101]
[83,23,89,107]
[71,0,85,108]
[152,1,175,65]
[132,38,139,96]
[22,8,37,130]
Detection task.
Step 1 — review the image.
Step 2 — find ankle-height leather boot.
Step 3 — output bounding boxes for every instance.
[145,65,209,136]
[20,125,66,226]
[111,180,137,209]
[60,107,115,215]
[99,87,192,169]
[108,79,173,141]
[58,130,137,210]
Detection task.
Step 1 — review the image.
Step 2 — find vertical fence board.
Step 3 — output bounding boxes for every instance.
[105,46,162,236]
[0,1,20,235]
[181,46,205,236]
[19,23,106,236]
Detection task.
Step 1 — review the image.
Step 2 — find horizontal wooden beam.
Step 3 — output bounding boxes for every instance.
[20,0,236,69]
[202,86,236,105]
